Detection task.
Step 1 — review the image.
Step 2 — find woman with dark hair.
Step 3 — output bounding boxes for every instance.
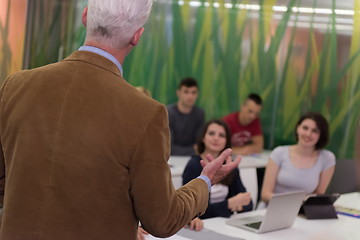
[261,112,336,203]
[182,119,253,230]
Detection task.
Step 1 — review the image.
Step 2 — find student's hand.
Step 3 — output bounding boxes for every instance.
[137,226,148,240]
[187,217,203,231]
[200,149,241,185]
[228,192,252,212]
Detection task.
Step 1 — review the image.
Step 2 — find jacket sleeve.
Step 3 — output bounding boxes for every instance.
[129,105,208,238]
[0,77,10,227]
[0,77,10,205]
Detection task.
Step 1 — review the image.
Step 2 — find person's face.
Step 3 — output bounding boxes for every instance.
[177,86,198,108]
[202,123,227,154]
[296,118,320,148]
[240,100,262,125]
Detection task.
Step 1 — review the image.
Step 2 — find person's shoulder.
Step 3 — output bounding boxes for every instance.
[4,62,60,85]
[319,149,336,161]
[272,145,289,153]
[192,105,205,116]
[166,103,177,112]
[223,112,238,117]
[184,155,202,170]
[187,155,202,164]
[223,112,238,121]
[122,84,166,118]
[317,149,336,169]
[270,145,290,162]
[166,103,179,118]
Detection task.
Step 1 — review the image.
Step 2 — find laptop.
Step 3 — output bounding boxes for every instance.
[226,191,305,233]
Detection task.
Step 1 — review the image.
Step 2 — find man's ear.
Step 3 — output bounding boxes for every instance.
[130,27,145,46]
[82,7,88,27]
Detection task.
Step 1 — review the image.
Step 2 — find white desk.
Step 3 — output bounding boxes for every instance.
[202,192,360,240]
[168,156,188,190]
[238,150,270,168]
[146,193,360,240]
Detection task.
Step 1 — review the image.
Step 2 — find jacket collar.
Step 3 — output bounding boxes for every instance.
[62,51,122,77]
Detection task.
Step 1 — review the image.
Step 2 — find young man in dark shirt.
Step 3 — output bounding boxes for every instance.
[167,78,205,156]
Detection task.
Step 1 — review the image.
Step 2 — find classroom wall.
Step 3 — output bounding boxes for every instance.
[1,0,359,159]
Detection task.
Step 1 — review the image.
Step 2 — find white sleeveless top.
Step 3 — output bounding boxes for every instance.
[210,184,229,204]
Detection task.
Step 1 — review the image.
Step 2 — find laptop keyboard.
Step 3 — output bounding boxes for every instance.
[238,215,264,223]
[245,221,262,229]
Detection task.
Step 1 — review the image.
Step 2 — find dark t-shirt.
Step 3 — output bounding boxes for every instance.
[167,104,205,156]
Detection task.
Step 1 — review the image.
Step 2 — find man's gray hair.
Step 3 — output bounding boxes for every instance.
[86,0,153,49]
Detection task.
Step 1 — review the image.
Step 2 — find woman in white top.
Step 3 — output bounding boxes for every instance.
[183,119,252,230]
[261,112,336,203]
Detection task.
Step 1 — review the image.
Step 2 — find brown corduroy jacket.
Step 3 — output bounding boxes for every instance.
[0,51,208,240]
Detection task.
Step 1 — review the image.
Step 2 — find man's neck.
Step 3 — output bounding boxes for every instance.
[84,41,129,65]
[177,102,193,114]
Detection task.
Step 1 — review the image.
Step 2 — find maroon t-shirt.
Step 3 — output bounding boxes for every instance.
[223,112,262,147]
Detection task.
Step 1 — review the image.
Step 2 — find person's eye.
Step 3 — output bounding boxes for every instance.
[208,131,215,136]
[219,133,226,138]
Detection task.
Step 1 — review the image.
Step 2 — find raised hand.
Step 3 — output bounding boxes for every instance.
[200,148,241,185]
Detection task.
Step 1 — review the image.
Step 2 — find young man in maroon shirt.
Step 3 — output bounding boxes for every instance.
[223,93,265,204]
[223,93,264,156]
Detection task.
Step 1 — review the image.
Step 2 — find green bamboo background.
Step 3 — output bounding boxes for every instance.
[124,0,360,158]
[4,0,360,159]
[24,0,86,69]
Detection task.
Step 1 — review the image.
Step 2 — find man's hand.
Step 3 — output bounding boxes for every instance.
[187,217,203,231]
[200,148,241,185]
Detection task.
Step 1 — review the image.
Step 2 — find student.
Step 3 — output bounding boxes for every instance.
[0,1,240,239]
[222,93,264,156]
[261,112,336,203]
[167,77,205,156]
[183,119,253,229]
[223,93,264,204]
